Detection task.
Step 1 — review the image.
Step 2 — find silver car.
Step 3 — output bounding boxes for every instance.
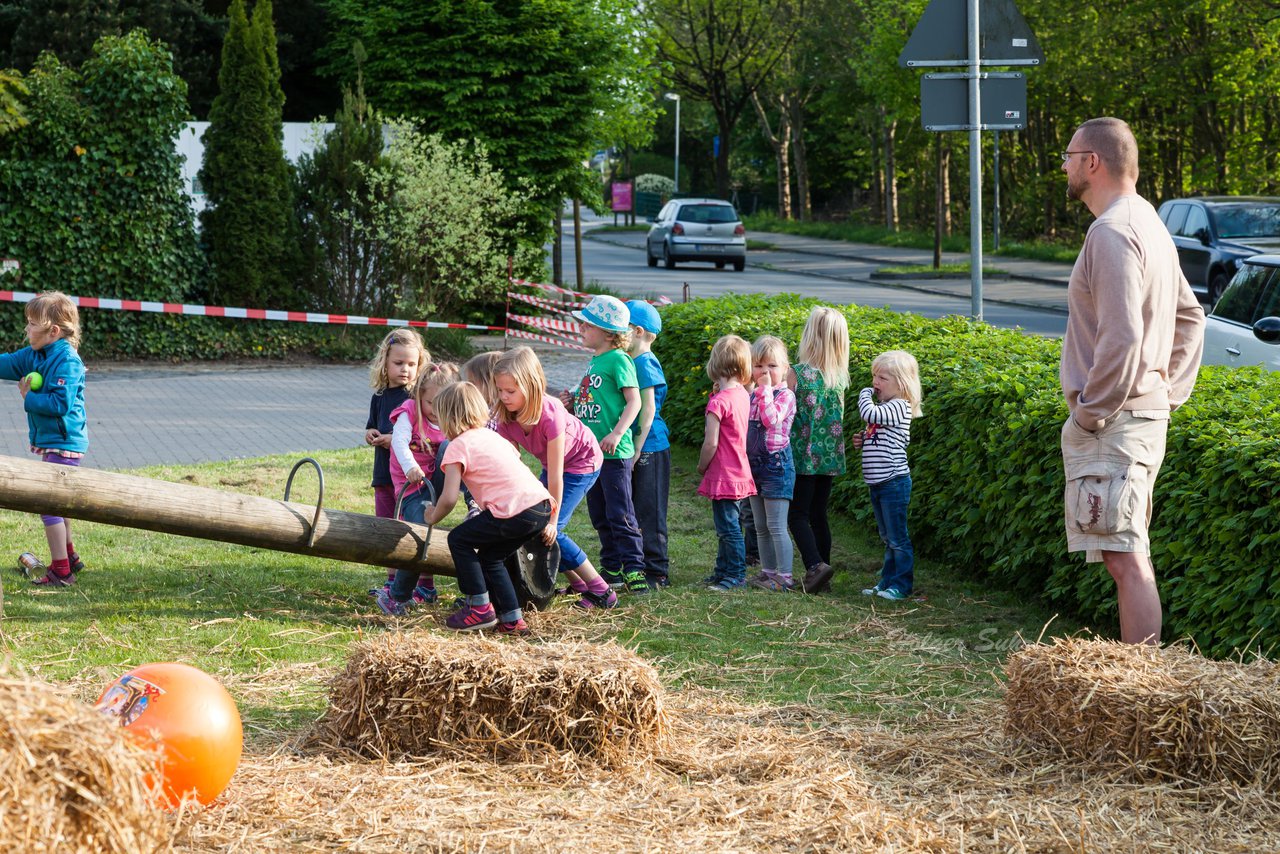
[1201,254,1280,371]
[646,198,747,271]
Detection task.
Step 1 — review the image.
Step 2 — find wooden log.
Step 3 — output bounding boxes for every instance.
[0,454,452,574]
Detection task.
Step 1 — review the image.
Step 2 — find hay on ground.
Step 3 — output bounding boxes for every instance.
[310,632,668,765]
[0,672,169,853]
[1005,636,1280,788]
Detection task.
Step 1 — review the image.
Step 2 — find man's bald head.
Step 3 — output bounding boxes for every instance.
[1077,117,1139,182]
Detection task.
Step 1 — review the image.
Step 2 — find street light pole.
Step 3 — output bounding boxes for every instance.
[664,92,681,195]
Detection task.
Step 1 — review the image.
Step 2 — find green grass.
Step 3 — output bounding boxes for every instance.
[590,224,651,233]
[0,444,1090,736]
[877,263,1008,276]
[745,213,1080,264]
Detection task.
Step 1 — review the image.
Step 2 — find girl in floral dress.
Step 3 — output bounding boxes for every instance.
[787,307,850,594]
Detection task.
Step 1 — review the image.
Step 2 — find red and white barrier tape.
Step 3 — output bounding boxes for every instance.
[509,278,673,307]
[0,289,506,332]
[508,313,582,335]
[506,328,591,351]
[507,290,587,313]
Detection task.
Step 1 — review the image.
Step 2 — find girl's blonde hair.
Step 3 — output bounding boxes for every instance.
[872,350,924,417]
[25,291,81,349]
[706,334,752,384]
[433,381,491,439]
[493,346,545,428]
[462,350,502,405]
[750,335,789,372]
[604,328,632,351]
[797,306,850,391]
[413,360,460,427]
[368,329,429,391]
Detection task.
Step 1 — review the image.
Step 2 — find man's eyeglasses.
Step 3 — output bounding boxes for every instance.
[1061,150,1095,162]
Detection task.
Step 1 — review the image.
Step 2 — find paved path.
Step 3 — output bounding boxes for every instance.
[1,342,590,471]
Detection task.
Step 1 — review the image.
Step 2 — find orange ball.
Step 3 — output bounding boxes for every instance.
[96,662,243,807]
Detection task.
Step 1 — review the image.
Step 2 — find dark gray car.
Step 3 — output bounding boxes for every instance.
[646,198,747,271]
[1157,196,1280,304]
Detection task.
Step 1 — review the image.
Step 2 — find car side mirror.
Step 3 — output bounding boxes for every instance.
[1195,227,1212,246]
[1253,316,1280,344]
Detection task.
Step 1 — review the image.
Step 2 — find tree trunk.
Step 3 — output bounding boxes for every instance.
[750,91,792,218]
[882,110,898,231]
[941,141,952,236]
[791,103,811,221]
[715,109,734,200]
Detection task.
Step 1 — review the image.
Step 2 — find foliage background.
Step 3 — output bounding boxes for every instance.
[653,293,1280,658]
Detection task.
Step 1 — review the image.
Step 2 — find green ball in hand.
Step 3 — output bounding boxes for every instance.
[24,371,42,391]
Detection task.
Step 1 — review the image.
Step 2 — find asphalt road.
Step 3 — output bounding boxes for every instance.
[2,220,1073,470]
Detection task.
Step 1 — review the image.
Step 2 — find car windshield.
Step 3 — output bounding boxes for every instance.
[675,204,738,225]
[1211,204,1280,239]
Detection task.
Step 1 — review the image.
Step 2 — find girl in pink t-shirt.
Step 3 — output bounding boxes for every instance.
[376,382,554,635]
[697,335,756,591]
[385,362,460,603]
[493,347,617,611]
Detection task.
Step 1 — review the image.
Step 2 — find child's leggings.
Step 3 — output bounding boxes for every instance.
[788,474,833,570]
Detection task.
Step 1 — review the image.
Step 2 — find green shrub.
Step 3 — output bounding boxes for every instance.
[655,294,1280,657]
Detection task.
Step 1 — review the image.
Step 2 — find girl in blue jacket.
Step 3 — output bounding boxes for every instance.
[0,292,89,586]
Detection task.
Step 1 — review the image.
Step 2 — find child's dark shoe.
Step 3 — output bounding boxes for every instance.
[800,562,834,594]
[412,585,439,605]
[445,602,497,631]
[68,552,85,574]
[623,570,650,595]
[574,588,618,610]
[32,568,75,587]
[374,587,411,616]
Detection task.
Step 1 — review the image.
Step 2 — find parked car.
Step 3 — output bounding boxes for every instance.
[646,199,746,271]
[1201,254,1280,371]
[1156,196,1280,304]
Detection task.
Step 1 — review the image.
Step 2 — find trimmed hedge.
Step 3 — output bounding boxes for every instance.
[654,294,1280,658]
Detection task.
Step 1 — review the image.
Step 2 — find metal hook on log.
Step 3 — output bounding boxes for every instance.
[283,457,325,548]
[394,480,436,562]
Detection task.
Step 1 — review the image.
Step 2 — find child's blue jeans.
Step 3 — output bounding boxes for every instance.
[711,498,747,584]
[869,473,914,595]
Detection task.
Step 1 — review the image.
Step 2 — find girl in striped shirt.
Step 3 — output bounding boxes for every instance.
[853,350,924,601]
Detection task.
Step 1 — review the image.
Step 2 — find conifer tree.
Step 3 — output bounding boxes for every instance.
[197,0,298,306]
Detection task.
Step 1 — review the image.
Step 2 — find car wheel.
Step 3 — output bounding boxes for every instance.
[733,258,746,272]
[663,243,677,270]
[646,244,657,268]
[1209,270,1229,304]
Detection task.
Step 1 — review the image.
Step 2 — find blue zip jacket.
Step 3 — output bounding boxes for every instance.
[0,337,89,453]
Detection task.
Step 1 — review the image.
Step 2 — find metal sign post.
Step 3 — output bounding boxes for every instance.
[900,0,1043,322]
[967,0,982,320]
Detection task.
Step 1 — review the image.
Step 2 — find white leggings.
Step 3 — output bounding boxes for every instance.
[749,495,794,577]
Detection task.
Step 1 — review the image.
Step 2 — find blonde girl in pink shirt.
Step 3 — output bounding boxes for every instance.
[697,335,756,591]
[493,347,617,611]
[375,382,554,635]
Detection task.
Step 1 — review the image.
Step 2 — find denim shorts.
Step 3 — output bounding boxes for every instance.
[748,447,796,500]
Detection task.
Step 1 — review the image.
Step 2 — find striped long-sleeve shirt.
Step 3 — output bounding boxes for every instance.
[857,387,912,484]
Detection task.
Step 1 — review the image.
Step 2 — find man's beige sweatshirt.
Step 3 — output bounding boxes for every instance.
[1060,194,1205,431]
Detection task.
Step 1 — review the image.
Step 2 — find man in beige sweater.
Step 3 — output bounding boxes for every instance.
[1059,117,1205,645]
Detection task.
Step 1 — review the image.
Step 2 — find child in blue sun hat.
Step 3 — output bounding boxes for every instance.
[561,295,647,594]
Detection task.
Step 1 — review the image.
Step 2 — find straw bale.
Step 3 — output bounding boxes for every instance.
[311,632,668,765]
[0,672,170,853]
[1005,636,1280,788]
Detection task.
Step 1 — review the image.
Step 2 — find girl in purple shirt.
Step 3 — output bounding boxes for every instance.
[493,347,617,610]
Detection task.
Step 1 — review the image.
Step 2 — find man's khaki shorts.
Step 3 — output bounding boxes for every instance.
[1061,410,1169,563]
